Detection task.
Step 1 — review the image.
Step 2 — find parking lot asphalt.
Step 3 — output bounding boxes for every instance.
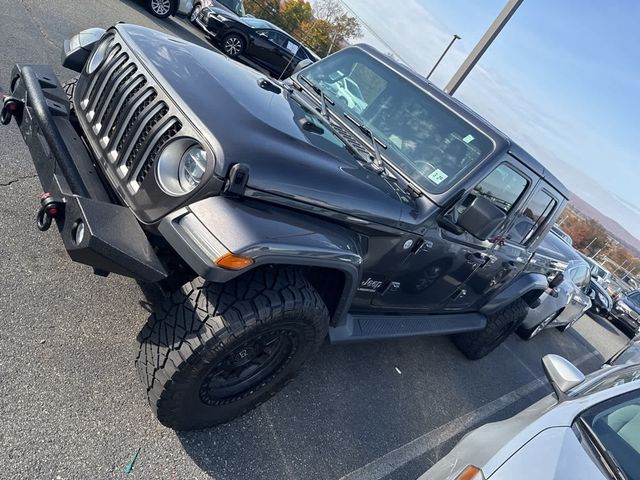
[0,1,632,479]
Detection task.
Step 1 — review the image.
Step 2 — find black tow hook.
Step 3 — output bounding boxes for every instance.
[37,193,65,231]
[1,95,23,125]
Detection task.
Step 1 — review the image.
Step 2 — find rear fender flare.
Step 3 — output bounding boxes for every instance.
[481,272,549,316]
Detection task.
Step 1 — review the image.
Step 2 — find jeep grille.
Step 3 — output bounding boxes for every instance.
[75,35,186,195]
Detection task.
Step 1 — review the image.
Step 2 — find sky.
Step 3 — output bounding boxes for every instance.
[339,0,640,239]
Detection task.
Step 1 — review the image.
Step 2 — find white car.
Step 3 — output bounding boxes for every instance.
[421,354,640,480]
[146,0,193,18]
[329,77,368,114]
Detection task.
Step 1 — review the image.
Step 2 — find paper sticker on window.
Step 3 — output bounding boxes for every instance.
[463,134,475,143]
[428,169,448,185]
[286,41,299,54]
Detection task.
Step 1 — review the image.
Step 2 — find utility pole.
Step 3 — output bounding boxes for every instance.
[427,34,461,80]
[445,0,524,95]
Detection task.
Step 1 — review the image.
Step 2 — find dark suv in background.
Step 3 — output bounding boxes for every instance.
[194,8,319,78]
[610,290,640,337]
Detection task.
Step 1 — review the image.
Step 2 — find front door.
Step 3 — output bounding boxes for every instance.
[373,158,536,312]
[449,179,562,309]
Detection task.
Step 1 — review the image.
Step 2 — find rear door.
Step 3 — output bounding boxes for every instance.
[248,29,282,74]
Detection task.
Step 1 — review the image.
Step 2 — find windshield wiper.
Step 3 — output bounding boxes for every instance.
[343,112,386,173]
[298,75,334,120]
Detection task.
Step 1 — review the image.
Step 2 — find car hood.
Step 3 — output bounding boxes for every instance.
[118,25,434,231]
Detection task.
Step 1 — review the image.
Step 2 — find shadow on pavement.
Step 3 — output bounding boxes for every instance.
[586,311,626,336]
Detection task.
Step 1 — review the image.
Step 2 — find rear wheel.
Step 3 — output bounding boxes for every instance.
[518,310,561,340]
[136,266,329,430]
[222,33,245,57]
[453,299,528,360]
[148,0,175,18]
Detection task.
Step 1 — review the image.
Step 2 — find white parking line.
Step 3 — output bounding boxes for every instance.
[337,351,598,480]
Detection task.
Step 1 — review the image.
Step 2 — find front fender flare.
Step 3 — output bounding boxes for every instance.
[158,197,363,321]
[481,272,549,316]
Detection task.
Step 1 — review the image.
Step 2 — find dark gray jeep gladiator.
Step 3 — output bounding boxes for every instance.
[1,24,569,430]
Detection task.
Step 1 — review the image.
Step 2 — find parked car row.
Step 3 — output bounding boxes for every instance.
[143,0,245,19]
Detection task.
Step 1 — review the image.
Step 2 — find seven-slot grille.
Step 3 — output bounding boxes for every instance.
[77,36,183,194]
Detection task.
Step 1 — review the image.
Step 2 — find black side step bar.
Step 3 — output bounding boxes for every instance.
[329,312,487,344]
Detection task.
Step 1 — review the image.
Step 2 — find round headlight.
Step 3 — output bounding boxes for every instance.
[86,36,113,75]
[179,145,208,192]
[156,139,210,196]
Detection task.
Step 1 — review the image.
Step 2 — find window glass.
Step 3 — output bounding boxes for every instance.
[580,390,640,480]
[509,189,557,244]
[577,266,591,287]
[219,0,245,16]
[472,164,528,213]
[303,48,495,193]
[579,364,640,396]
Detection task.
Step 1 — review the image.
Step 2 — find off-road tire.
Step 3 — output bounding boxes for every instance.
[452,299,528,360]
[136,266,329,430]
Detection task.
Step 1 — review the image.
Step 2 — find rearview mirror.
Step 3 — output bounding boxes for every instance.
[456,196,506,240]
[542,354,585,400]
[549,272,565,289]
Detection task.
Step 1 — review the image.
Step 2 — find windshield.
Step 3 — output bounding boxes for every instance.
[302,48,494,193]
[218,0,245,16]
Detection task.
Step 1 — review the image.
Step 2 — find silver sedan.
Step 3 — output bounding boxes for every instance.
[420,354,640,479]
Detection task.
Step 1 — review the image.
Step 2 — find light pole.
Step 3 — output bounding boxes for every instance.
[427,34,461,80]
[584,237,598,253]
[445,0,524,95]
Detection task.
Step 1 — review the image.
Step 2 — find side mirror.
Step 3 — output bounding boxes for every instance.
[542,354,585,400]
[456,196,506,240]
[292,59,313,75]
[549,272,565,289]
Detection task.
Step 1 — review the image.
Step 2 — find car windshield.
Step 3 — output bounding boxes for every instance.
[302,48,495,194]
[219,0,245,16]
[243,18,272,29]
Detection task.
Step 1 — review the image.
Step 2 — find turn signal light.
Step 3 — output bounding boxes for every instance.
[215,253,254,270]
[456,466,485,480]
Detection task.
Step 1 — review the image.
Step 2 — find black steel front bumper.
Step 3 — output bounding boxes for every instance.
[3,64,167,282]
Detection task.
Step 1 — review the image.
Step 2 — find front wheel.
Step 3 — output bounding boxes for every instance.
[189,3,202,24]
[452,299,528,360]
[148,0,175,18]
[222,33,245,57]
[136,266,329,430]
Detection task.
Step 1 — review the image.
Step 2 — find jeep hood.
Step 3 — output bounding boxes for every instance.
[117,25,435,231]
